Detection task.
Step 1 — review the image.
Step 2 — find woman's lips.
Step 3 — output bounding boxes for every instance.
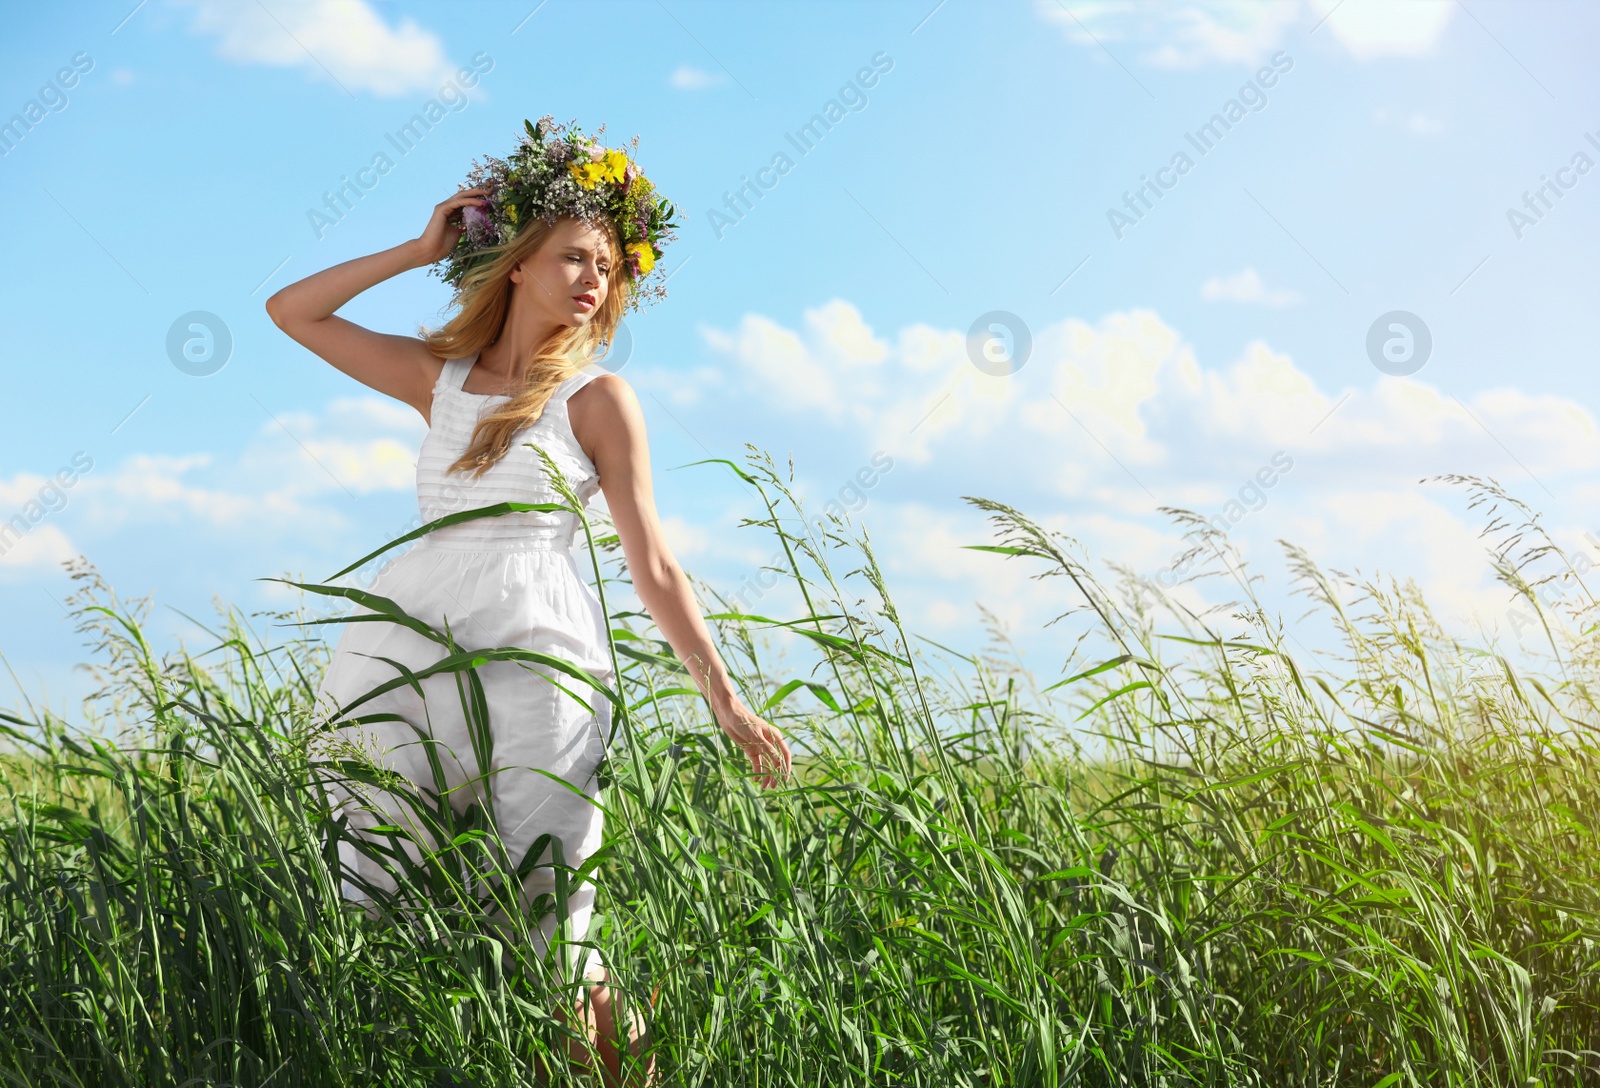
[573,294,595,309]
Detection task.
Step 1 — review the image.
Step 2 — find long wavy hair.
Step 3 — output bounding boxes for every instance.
[421,213,630,478]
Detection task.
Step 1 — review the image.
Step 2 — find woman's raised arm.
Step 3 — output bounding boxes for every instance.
[264,187,489,424]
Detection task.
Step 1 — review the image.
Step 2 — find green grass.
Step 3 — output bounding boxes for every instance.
[1,452,1597,1086]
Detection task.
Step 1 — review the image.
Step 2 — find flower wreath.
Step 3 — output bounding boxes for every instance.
[433,115,681,313]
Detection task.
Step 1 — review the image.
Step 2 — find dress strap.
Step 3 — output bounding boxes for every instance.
[451,353,479,391]
[430,355,472,401]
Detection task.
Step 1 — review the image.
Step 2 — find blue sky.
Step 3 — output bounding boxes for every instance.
[4,0,1598,719]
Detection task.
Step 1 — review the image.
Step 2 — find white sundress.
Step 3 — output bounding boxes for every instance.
[311,350,614,982]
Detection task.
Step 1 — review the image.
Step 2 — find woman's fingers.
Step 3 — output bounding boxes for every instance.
[742,730,791,788]
[412,187,494,262]
[726,711,793,788]
[765,727,792,779]
[436,188,490,225]
[439,190,488,222]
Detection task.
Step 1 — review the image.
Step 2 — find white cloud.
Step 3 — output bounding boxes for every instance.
[660,513,716,560]
[871,501,1040,634]
[171,0,464,97]
[0,523,79,571]
[699,301,1600,484]
[1277,488,1513,625]
[98,452,325,529]
[1201,267,1302,306]
[328,395,425,430]
[633,364,724,409]
[1037,0,1454,67]
[697,299,893,427]
[1313,0,1456,61]
[0,395,424,577]
[1373,105,1444,137]
[301,437,416,492]
[0,460,100,575]
[670,65,727,90]
[248,394,425,494]
[701,315,841,421]
[1038,0,1299,68]
[806,299,891,369]
[693,299,1600,641]
[0,471,78,508]
[1030,309,1181,467]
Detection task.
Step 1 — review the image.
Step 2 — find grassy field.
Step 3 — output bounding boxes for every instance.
[2,452,1597,1086]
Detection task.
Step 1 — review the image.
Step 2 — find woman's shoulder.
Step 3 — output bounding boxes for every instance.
[561,367,629,404]
[562,369,639,466]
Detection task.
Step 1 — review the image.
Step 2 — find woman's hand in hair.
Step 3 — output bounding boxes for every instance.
[410,186,492,267]
[264,191,492,421]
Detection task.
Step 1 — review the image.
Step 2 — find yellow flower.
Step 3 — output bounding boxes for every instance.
[568,147,629,189]
[568,159,607,189]
[505,203,519,225]
[601,148,628,184]
[626,242,655,276]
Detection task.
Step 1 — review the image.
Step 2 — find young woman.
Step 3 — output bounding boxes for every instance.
[265,118,791,1085]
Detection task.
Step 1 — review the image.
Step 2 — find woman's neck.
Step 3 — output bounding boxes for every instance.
[477,318,568,382]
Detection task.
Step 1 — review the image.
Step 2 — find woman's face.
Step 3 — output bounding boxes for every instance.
[509,216,614,330]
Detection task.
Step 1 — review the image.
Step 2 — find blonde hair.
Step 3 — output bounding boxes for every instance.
[422,214,630,478]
